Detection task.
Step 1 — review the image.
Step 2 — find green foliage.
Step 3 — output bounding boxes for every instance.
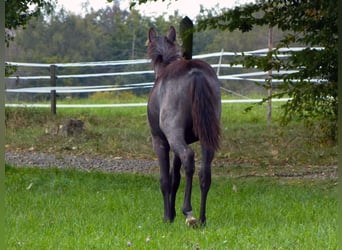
[6,1,283,99]
[6,2,183,63]
[197,0,338,140]
[5,2,184,97]
[6,166,337,249]
[5,0,55,76]
[6,0,338,142]
[89,91,137,102]
[5,0,55,46]
[129,0,160,9]
[89,91,115,101]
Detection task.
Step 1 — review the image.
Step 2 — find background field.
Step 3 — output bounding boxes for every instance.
[5,96,337,169]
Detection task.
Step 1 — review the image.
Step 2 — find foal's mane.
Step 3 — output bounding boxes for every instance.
[148,26,182,69]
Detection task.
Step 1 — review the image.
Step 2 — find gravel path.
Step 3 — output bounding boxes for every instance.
[6,151,160,174]
[5,151,338,179]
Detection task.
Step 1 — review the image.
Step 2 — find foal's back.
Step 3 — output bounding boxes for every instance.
[148,57,221,146]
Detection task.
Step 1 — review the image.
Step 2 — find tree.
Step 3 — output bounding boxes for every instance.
[5,0,55,76]
[199,0,338,140]
[5,0,55,46]
[6,2,183,98]
[130,0,338,140]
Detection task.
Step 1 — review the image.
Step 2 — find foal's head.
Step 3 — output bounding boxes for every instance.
[147,26,182,73]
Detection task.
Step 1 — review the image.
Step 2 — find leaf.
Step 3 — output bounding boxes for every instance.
[26,183,33,190]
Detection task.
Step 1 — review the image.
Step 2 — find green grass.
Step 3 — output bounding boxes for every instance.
[5,100,337,167]
[5,96,338,249]
[6,165,337,249]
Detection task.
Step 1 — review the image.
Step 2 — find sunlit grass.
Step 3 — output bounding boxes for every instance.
[6,166,337,249]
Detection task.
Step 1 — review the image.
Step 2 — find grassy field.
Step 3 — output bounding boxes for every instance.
[6,165,337,249]
[5,96,338,249]
[5,98,337,168]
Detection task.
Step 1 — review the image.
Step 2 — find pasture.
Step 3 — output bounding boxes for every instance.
[5,98,337,249]
[5,98,337,168]
[5,166,337,249]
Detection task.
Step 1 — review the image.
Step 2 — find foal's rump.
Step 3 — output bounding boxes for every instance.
[159,59,221,150]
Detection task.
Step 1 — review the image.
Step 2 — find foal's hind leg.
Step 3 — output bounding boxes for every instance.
[170,154,181,221]
[152,135,172,222]
[198,146,214,225]
[168,139,196,225]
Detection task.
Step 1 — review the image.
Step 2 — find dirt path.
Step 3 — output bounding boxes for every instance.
[5,151,338,179]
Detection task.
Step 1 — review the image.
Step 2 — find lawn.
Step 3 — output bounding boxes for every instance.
[6,165,337,249]
[5,97,338,249]
[5,99,337,167]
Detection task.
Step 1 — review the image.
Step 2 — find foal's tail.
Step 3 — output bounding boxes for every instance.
[190,72,220,151]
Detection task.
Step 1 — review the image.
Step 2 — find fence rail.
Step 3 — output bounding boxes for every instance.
[5,98,292,109]
[5,47,322,112]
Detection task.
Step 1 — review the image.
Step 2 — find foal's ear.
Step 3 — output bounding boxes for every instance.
[148,27,157,42]
[167,26,176,42]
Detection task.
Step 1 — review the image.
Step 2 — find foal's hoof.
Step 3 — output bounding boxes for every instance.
[185,216,198,228]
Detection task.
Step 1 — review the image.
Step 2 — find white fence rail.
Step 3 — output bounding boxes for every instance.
[5,47,322,109]
[6,98,292,108]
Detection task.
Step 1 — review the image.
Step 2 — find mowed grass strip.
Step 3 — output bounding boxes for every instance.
[6,165,337,249]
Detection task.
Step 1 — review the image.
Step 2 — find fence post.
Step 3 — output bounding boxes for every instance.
[267,27,273,124]
[179,16,193,60]
[50,65,57,115]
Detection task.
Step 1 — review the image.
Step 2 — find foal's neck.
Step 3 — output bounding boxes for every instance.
[153,56,182,78]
